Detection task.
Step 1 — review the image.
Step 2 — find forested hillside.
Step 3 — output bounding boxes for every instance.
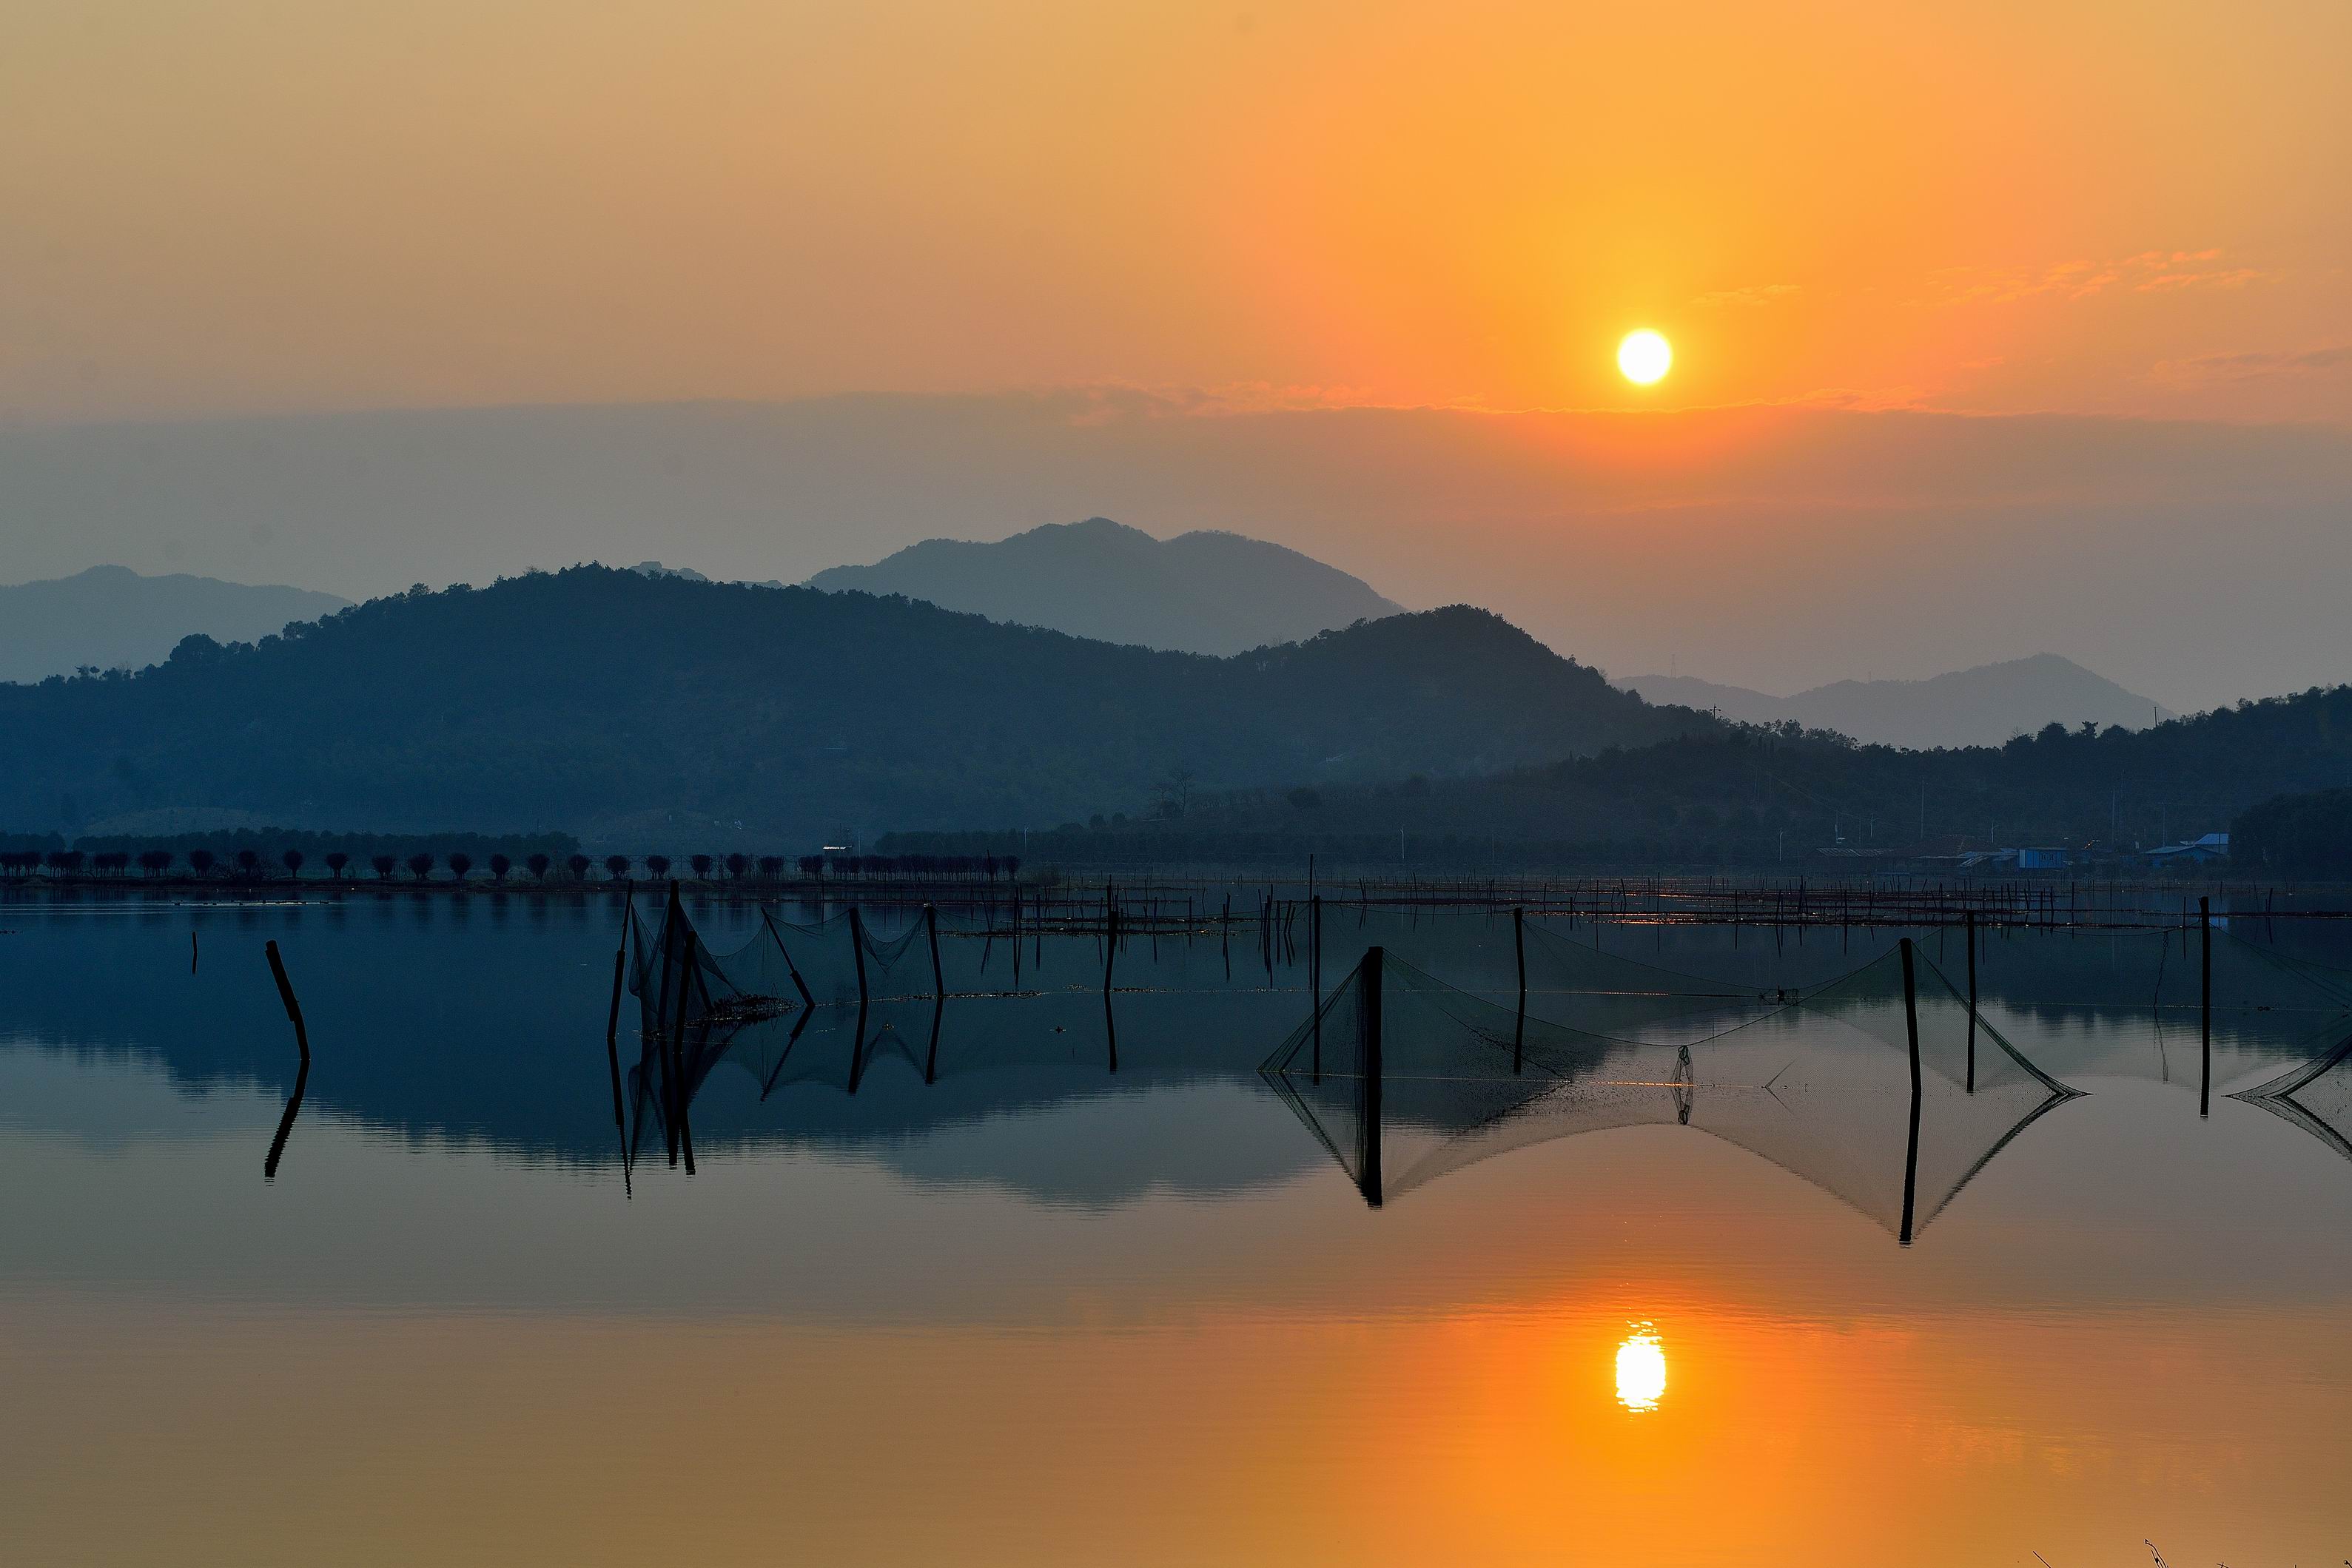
[0,566,1701,841]
[889,692,2352,869]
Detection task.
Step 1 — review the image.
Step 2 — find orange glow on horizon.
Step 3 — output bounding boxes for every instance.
[1,0,2345,425]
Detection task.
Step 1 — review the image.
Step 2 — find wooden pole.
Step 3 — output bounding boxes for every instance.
[1963,908,1978,1094]
[848,906,870,1012]
[1513,906,1527,1076]
[604,946,628,1127]
[668,926,699,1168]
[1899,937,1922,1097]
[264,940,311,1063]
[2199,895,2212,1117]
[1360,946,1385,1208]
[264,1054,309,1180]
[261,939,311,1180]
[674,935,702,1175]
[759,908,816,1012]
[926,903,944,1000]
[1103,904,1120,1074]
[1309,894,1323,1083]
[653,881,682,1040]
[1898,1071,1922,1247]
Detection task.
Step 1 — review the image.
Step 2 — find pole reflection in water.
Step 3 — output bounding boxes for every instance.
[261,938,312,1181]
[4,896,2352,1564]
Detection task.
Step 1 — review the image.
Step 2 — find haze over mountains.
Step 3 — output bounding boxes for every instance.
[10,396,2352,712]
[1615,656,2175,751]
[808,517,1402,656]
[0,566,349,685]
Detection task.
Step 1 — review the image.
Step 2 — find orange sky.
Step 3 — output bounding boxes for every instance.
[4,0,2348,425]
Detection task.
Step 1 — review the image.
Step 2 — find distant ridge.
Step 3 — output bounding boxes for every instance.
[0,566,350,686]
[0,566,1697,838]
[807,517,1403,656]
[1615,655,2176,750]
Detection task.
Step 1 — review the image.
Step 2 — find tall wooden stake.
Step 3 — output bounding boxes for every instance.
[2199,895,2212,1117]
[1963,908,1978,1094]
[604,945,628,1127]
[1513,905,1527,1077]
[1309,894,1323,1083]
[667,926,701,1169]
[1103,904,1120,1073]
[264,940,311,1065]
[1898,1074,1922,1248]
[1899,936,1922,1097]
[848,906,870,1012]
[926,902,944,1000]
[262,939,311,1180]
[1360,946,1385,1208]
[759,908,816,1012]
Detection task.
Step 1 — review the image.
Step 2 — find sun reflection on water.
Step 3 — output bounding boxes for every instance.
[1615,1325,1667,1413]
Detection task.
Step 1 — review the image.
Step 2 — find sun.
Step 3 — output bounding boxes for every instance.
[1617,329,1673,386]
[1614,1326,1667,1412]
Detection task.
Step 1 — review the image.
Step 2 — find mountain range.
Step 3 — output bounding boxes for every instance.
[0,566,1696,841]
[1,548,2188,760]
[0,566,348,686]
[1613,656,2175,750]
[4,565,2345,860]
[807,517,1402,656]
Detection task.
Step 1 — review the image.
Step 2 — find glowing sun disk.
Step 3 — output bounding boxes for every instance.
[1618,330,1673,386]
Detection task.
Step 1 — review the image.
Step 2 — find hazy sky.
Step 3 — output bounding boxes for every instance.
[5,0,2348,425]
[4,2,2347,710]
[8,396,2350,713]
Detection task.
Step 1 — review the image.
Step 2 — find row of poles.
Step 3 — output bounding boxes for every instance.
[255,868,2223,1191]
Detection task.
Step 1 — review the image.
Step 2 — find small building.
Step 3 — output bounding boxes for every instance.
[2146,832,2230,868]
[2017,847,2072,871]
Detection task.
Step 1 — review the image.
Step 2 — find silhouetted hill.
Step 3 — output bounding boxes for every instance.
[0,567,1706,840]
[893,688,2352,869]
[0,565,349,685]
[1615,654,2174,750]
[807,517,1402,655]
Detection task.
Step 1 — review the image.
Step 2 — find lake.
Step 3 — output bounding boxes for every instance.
[3,890,2348,1566]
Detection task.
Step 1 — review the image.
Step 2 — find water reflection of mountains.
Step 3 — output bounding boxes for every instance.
[4,895,2348,1211]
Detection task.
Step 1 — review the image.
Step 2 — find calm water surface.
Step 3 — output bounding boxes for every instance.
[2,893,2348,1566]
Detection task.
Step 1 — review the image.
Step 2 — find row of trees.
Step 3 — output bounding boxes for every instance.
[0,848,1025,883]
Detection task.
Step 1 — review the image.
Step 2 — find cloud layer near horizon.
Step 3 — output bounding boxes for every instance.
[4,392,2345,713]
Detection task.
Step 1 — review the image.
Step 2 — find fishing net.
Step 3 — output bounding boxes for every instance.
[1260,948,1681,1206]
[2229,1026,2352,1163]
[1261,941,2078,1239]
[1951,921,2352,1091]
[625,890,756,1040]
[1686,942,2076,1239]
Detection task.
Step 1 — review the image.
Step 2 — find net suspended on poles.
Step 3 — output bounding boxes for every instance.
[1260,941,2079,1240]
[615,891,1324,1160]
[1928,921,2352,1092]
[1687,938,2079,1240]
[1260,946,1692,1208]
[1514,915,1836,1043]
[636,891,1336,1027]
[2229,1023,2352,1164]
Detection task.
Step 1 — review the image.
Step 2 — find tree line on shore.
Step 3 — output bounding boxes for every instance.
[0,846,1025,884]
